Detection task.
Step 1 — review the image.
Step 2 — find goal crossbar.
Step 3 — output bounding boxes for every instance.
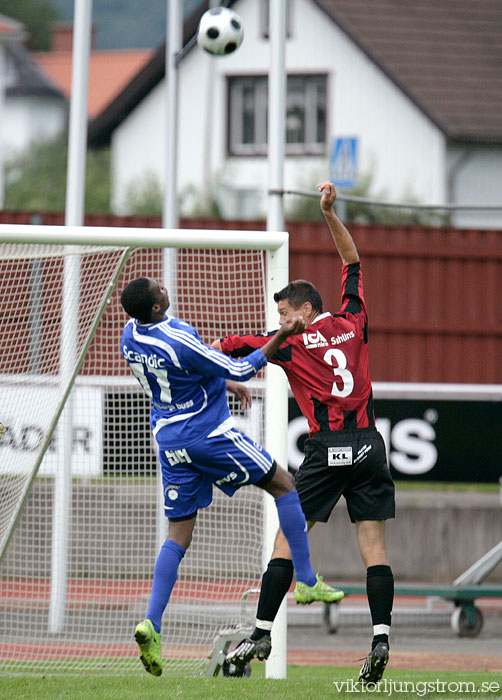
[0,224,288,251]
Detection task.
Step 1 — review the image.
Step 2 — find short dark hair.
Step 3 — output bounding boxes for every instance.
[273,279,323,313]
[120,277,155,321]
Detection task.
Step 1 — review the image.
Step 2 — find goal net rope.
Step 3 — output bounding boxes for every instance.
[0,227,287,676]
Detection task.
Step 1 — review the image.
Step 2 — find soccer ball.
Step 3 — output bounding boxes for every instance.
[197,6,244,56]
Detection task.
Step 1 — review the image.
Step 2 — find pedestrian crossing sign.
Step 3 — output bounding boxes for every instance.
[330,137,358,188]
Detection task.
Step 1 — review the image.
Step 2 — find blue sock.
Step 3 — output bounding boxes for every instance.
[146,539,186,633]
[275,491,316,586]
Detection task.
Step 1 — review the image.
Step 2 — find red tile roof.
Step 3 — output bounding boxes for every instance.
[33,48,153,118]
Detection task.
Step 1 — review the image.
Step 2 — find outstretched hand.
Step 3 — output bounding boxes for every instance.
[317,181,337,213]
[259,314,306,360]
[279,314,307,338]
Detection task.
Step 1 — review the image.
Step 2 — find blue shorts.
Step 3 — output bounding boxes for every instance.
[158,428,275,519]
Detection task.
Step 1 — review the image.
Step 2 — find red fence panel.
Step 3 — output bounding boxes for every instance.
[1,211,500,383]
[287,221,502,383]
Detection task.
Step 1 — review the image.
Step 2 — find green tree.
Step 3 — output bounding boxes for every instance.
[0,0,60,51]
[123,173,225,218]
[124,172,163,216]
[287,168,449,226]
[343,175,449,226]
[4,135,111,214]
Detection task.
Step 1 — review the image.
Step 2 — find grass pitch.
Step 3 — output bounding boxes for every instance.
[1,665,501,700]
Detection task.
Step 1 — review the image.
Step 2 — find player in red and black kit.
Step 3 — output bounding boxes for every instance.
[213,182,394,684]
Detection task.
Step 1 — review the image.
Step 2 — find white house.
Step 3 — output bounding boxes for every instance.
[0,15,64,207]
[88,0,502,228]
[0,19,156,212]
[3,42,68,158]
[0,15,24,207]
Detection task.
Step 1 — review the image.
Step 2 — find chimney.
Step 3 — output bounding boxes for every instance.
[51,22,96,51]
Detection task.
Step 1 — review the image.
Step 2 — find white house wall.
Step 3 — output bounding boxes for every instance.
[3,96,66,158]
[0,44,6,207]
[112,0,447,217]
[447,144,502,229]
[111,81,166,214]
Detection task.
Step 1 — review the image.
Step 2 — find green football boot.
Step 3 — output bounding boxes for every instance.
[294,573,345,604]
[134,619,162,676]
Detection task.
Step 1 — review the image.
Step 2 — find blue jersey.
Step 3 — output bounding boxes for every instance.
[120,316,267,449]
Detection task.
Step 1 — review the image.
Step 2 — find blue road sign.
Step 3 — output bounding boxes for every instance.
[330,137,358,188]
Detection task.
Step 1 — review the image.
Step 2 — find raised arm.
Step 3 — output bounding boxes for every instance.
[317,181,359,265]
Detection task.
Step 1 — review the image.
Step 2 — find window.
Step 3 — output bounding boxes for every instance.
[228,74,327,156]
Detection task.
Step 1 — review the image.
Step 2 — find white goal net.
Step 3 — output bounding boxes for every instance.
[0,226,288,675]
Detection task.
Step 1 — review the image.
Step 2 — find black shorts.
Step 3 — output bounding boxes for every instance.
[295,427,395,523]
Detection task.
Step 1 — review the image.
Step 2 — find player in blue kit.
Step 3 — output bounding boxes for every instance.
[120,276,344,676]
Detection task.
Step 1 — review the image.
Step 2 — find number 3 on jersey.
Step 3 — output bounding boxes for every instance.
[323,348,354,397]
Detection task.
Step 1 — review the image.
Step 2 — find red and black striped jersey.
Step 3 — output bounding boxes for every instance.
[220,262,375,436]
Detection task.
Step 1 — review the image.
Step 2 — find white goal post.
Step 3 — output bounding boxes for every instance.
[0,224,288,676]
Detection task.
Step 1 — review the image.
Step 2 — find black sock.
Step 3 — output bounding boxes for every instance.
[366,564,394,649]
[250,558,294,641]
